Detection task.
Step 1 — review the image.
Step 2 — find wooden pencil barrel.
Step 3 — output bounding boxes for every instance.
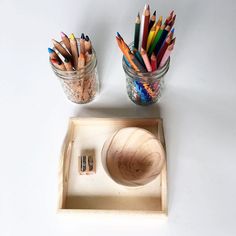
[102,127,165,187]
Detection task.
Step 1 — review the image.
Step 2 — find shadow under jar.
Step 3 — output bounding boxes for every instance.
[122,44,170,106]
[50,40,99,104]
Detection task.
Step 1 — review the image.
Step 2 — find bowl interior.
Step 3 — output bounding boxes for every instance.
[101,127,165,187]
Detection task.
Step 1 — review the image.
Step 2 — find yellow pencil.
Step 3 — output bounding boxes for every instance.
[69,33,79,69]
[146,22,156,51]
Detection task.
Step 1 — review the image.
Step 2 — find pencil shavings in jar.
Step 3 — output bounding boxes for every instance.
[48,32,99,104]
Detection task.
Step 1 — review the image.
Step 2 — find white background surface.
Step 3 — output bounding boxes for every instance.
[0,0,236,235]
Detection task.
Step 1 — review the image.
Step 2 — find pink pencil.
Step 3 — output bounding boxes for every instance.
[141,47,152,72]
[158,39,175,69]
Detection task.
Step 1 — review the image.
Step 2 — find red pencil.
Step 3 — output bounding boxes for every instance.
[51,58,66,71]
[141,4,150,50]
[158,38,176,68]
[165,10,174,25]
[151,53,157,71]
[156,33,174,67]
[168,14,176,29]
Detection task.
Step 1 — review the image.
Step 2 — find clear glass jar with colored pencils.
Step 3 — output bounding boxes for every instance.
[122,47,170,106]
[50,38,98,104]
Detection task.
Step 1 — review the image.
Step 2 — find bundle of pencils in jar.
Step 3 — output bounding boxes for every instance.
[48,32,98,104]
[116,4,176,105]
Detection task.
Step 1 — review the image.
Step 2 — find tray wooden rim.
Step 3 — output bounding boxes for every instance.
[58,117,167,216]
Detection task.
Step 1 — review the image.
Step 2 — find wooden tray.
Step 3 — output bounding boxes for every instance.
[58,118,167,217]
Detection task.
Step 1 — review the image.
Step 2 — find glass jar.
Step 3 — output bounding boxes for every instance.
[50,39,98,104]
[122,45,170,106]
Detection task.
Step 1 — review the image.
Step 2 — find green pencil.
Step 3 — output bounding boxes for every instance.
[148,24,165,57]
[134,13,141,50]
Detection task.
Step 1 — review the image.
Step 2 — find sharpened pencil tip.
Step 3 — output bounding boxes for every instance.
[117,32,122,38]
[85,35,90,41]
[144,4,149,10]
[51,58,57,64]
[60,32,66,37]
[153,10,156,16]
[48,48,54,53]
[81,33,85,39]
[171,28,175,34]
[69,33,75,40]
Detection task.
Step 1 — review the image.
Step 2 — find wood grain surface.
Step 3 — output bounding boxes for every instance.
[102,127,165,187]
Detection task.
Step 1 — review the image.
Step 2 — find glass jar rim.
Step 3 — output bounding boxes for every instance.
[122,56,170,78]
[122,42,170,79]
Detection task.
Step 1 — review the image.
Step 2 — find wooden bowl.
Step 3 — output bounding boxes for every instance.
[102,127,165,187]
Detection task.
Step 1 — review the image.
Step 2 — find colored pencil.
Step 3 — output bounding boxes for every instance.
[148,10,156,32]
[168,14,176,29]
[48,48,62,63]
[154,25,171,56]
[80,33,86,54]
[115,4,176,105]
[132,54,147,72]
[120,36,146,72]
[115,5,176,74]
[116,36,139,71]
[141,4,150,50]
[153,16,162,39]
[78,53,85,69]
[141,48,152,72]
[52,39,71,59]
[165,10,174,25]
[150,53,157,71]
[155,29,174,66]
[85,35,92,54]
[64,58,73,71]
[51,58,66,71]
[148,23,165,56]
[158,38,175,68]
[134,13,141,50]
[60,32,72,54]
[69,33,79,69]
[146,22,156,52]
[133,48,145,66]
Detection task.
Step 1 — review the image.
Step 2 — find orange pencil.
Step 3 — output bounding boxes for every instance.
[116,36,139,71]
